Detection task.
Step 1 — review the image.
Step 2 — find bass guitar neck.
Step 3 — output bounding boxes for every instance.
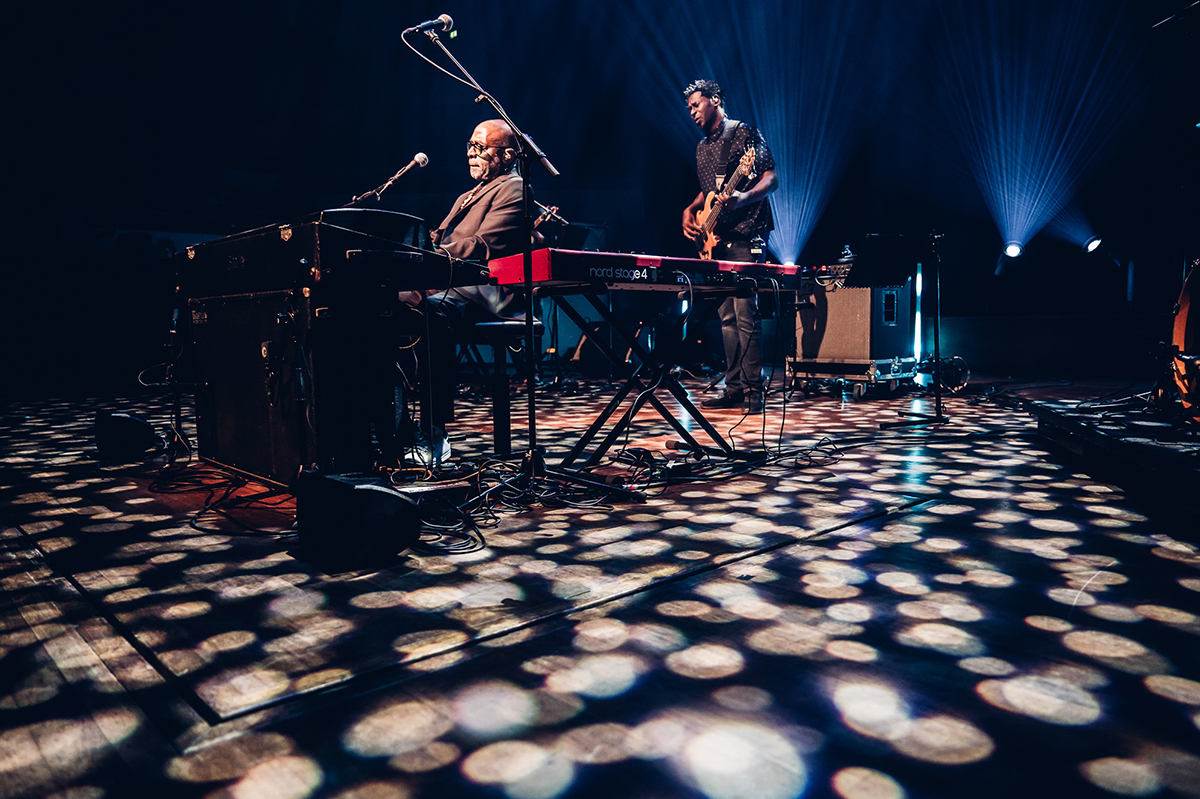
[692,145,756,260]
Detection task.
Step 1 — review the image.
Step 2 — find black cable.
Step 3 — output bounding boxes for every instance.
[400,28,479,92]
[149,464,294,537]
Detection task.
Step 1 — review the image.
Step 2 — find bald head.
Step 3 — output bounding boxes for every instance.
[478,119,515,148]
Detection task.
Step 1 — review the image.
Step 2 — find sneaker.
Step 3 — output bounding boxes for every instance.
[743,390,764,414]
[404,426,451,467]
[701,390,744,409]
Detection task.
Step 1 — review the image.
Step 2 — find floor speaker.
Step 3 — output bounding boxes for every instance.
[295,469,420,568]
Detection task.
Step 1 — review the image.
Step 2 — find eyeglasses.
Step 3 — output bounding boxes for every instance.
[467,140,494,155]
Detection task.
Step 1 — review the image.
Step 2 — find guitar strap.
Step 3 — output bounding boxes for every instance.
[715,120,743,191]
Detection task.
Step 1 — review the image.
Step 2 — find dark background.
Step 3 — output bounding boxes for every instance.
[5,0,1197,397]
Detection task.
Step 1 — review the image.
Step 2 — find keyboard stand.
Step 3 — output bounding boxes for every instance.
[543,289,738,469]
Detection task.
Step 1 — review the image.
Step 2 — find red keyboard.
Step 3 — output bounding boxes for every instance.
[488,248,802,291]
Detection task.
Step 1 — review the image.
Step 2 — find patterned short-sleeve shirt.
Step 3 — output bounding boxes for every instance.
[695,120,775,240]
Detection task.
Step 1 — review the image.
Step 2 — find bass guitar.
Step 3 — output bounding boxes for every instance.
[693,146,756,260]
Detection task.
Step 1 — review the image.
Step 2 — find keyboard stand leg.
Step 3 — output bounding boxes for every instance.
[553,293,737,469]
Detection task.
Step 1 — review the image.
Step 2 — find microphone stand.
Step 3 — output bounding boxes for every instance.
[881,231,951,429]
[343,160,422,207]
[419,28,643,501]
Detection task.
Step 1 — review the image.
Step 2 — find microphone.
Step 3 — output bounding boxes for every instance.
[376,153,429,198]
[405,14,453,34]
[401,152,430,173]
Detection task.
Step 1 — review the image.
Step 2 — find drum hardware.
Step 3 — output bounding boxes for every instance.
[1170,262,1198,423]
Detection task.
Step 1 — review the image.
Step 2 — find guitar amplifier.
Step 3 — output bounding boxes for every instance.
[797,281,913,360]
[790,280,917,387]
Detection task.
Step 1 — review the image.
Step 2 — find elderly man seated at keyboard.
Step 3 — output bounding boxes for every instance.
[396,118,529,465]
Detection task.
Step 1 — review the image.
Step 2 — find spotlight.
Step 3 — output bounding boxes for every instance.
[939,1,1143,268]
[1004,241,1024,258]
[1084,236,1102,253]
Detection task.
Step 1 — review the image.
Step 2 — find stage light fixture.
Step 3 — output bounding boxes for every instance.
[1004,242,1024,258]
[937,0,1144,261]
[1045,199,1101,252]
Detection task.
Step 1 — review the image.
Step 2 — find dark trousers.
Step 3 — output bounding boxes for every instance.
[396,291,501,430]
[396,300,455,431]
[713,239,764,394]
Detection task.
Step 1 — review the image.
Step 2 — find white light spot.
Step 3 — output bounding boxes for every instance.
[684,724,806,799]
[827,603,872,623]
[544,654,643,698]
[666,644,745,680]
[833,682,911,740]
[1079,757,1160,796]
[831,766,906,799]
[453,681,537,739]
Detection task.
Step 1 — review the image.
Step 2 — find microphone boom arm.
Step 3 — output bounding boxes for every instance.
[343,154,427,207]
[420,34,559,178]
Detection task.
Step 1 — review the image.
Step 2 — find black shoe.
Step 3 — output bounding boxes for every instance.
[744,390,764,413]
[702,390,744,409]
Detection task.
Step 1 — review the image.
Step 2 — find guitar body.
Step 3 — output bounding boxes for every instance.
[691,146,756,260]
[694,193,723,260]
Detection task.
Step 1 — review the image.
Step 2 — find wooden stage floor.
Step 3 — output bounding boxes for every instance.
[2,376,1199,799]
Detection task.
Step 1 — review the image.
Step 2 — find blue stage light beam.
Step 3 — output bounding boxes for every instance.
[613,2,722,156]
[1044,198,1100,252]
[935,0,1146,255]
[731,0,917,264]
[618,0,918,264]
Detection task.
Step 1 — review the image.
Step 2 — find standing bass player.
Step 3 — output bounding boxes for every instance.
[681,79,778,414]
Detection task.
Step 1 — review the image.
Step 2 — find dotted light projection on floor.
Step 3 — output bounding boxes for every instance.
[934,0,1145,256]
[616,0,914,264]
[7,396,1200,797]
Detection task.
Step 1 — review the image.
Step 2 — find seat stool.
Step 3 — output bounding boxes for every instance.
[457,320,543,456]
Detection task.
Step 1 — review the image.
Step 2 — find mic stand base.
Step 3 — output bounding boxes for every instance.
[516,447,646,503]
[879,409,951,430]
[882,231,951,431]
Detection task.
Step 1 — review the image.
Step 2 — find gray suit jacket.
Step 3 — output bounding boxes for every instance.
[430,173,525,319]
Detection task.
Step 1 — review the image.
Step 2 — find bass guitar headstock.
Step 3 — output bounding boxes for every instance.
[738,146,756,179]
